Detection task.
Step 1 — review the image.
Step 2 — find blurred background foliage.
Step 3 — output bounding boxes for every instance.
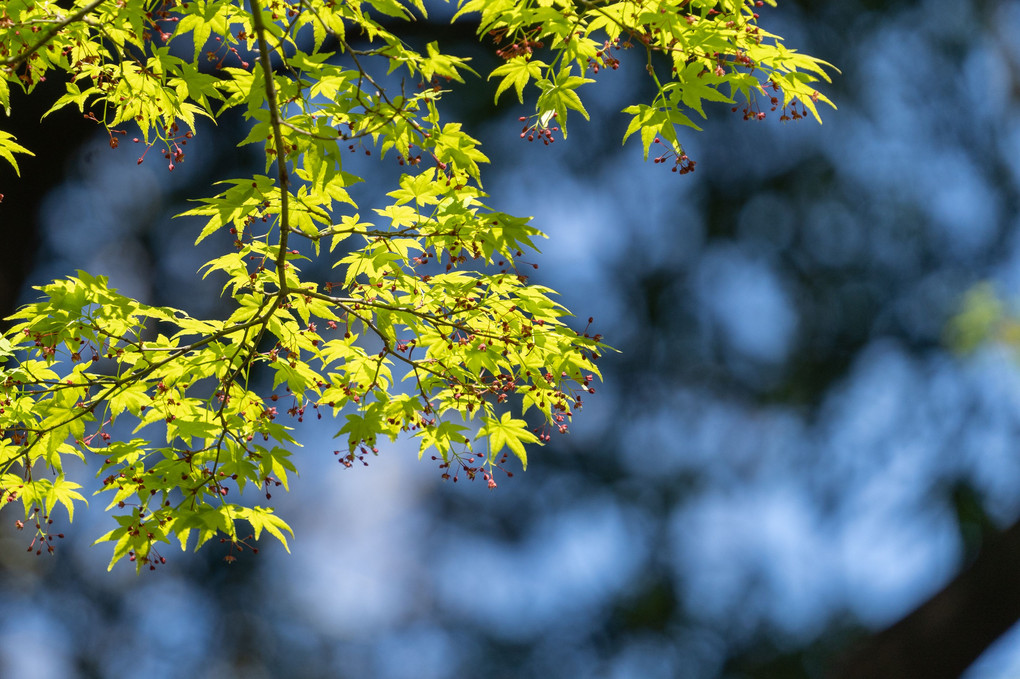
[5,0,1020,676]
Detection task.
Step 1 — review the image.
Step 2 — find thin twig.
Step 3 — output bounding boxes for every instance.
[1,0,109,69]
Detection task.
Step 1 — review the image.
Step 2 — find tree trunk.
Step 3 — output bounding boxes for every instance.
[830,515,1020,679]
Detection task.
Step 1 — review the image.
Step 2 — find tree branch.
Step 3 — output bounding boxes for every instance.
[0,0,108,70]
[829,514,1020,679]
[247,0,292,296]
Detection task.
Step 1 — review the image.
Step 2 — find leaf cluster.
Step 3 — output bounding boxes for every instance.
[0,0,833,570]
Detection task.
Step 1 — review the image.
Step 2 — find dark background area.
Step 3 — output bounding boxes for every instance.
[4,0,1020,677]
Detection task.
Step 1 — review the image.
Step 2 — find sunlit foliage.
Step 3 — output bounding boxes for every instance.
[0,0,833,570]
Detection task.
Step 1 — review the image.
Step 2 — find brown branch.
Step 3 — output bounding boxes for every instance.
[0,0,108,69]
[301,287,509,341]
[248,0,292,296]
[1,305,282,475]
[829,514,1020,679]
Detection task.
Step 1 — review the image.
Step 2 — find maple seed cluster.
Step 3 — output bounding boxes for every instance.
[334,445,378,468]
[652,138,696,174]
[16,506,65,556]
[519,114,560,145]
[207,34,250,70]
[220,534,259,564]
[130,122,193,171]
[434,452,514,489]
[128,549,168,571]
[587,40,621,74]
[490,26,545,60]
[136,3,186,46]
